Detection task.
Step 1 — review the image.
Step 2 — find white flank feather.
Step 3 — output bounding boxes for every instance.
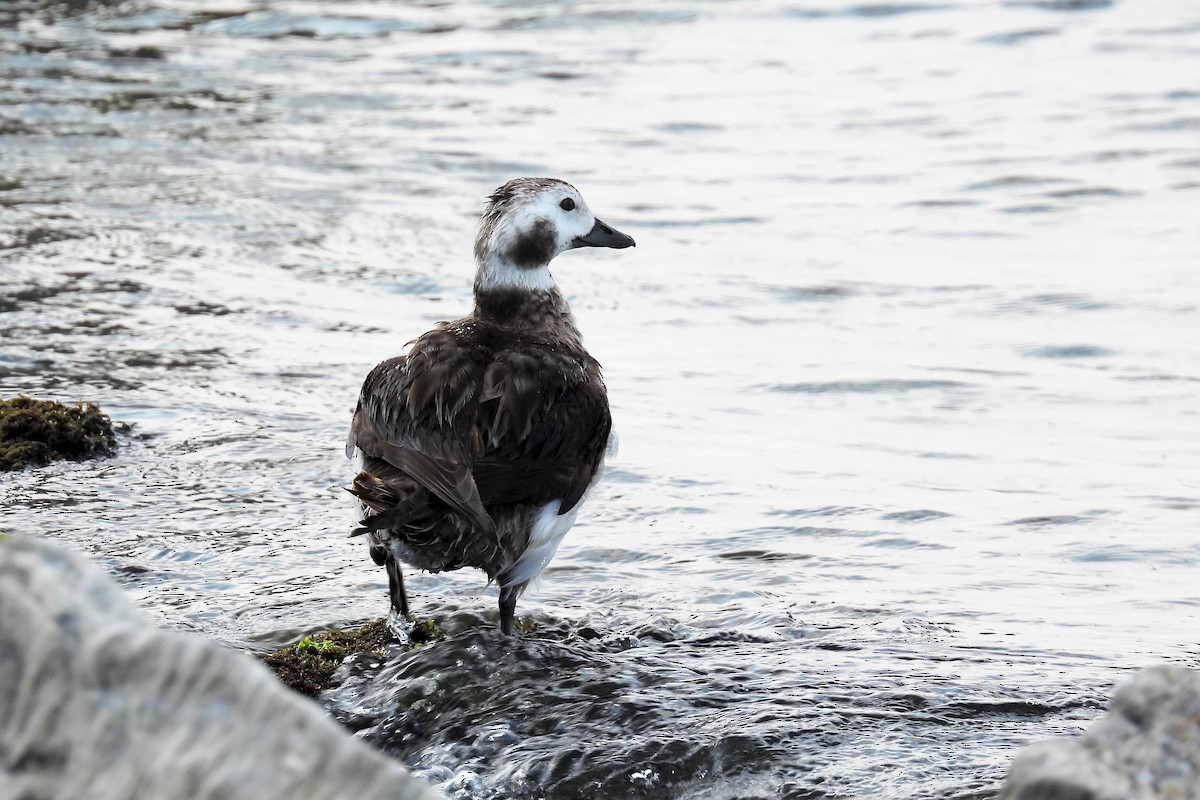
[500,499,582,588]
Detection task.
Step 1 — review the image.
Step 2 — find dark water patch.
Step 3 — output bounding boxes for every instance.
[323,320,389,335]
[937,698,1075,719]
[196,10,440,40]
[901,198,981,207]
[638,215,767,228]
[655,121,725,134]
[1145,496,1200,511]
[881,509,951,522]
[1023,293,1112,311]
[86,8,252,35]
[828,172,906,184]
[0,113,38,134]
[766,506,870,519]
[963,175,1073,192]
[1042,186,1135,199]
[1118,373,1200,383]
[997,293,1114,314]
[759,379,969,394]
[842,4,952,17]
[120,347,227,370]
[861,536,947,550]
[1105,23,1200,39]
[930,228,1014,239]
[145,546,221,564]
[1004,0,1111,9]
[748,282,855,302]
[571,546,660,564]
[87,88,254,113]
[174,301,237,316]
[105,45,166,59]
[1005,515,1091,527]
[0,276,149,322]
[1000,203,1062,213]
[0,281,73,311]
[1067,544,1188,565]
[980,28,1059,45]
[717,548,814,563]
[1021,344,1113,359]
[0,226,86,250]
[1126,116,1200,133]
[1071,149,1162,163]
[841,114,939,131]
[0,0,125,27]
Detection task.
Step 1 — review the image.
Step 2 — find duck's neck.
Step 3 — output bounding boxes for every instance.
[473,257,582,347]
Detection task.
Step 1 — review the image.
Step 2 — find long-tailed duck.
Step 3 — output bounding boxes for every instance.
[346,178,635,634]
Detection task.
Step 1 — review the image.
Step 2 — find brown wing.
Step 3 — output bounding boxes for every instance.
[471,346,611,514]
[348,323,611,530]
[347,329,494,533]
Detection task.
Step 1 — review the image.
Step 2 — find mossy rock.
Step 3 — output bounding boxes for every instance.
[0,396,117,471]
[260,617,448,697]
[259,619,397,698]
[410,617,446,647]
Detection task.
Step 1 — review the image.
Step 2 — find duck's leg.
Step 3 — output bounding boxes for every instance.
[498,585,518,635]
[385,555,409,617]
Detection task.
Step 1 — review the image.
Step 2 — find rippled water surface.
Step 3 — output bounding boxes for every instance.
[3,0,1199,797]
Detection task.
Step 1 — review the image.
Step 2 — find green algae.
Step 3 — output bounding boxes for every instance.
[410,617,445,647]
[260,616,449,697]
[0,396,117,471]
[259,618,396,698]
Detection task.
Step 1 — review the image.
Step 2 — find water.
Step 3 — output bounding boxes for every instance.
[2,0,1199,796]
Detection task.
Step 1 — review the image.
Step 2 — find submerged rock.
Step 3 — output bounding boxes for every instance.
[260,615,445,697]
[1001,666,1200,800]
[0,395,117,470]
[0,535,444,800]
[260,619,398,698]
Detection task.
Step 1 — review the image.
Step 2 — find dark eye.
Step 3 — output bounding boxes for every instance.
[559,197,576,211]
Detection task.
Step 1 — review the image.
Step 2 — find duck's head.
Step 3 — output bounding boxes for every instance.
[474,177,635,292]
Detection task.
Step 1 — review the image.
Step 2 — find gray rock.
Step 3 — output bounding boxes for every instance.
[1001,666,1200,800]
[0,535,444,800]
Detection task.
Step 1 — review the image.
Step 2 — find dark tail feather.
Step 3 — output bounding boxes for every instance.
[348,491,431,538]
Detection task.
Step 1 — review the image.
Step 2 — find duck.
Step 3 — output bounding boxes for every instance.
[346,177,635,635]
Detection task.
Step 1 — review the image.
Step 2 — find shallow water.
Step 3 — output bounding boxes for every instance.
[2,0,1199,797]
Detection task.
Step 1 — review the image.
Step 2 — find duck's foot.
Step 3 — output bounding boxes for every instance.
[385,608,412,643]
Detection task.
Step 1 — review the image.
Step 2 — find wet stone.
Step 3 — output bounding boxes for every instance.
[0,536,443,800]
[0,396,118,471]
[259,620,392,697]
[1001,666,1200,800]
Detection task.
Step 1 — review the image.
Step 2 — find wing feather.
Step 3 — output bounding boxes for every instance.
[349,323,611,535]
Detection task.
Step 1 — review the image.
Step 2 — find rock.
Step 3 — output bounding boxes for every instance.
[1001,666,1200,800]
[259,616,445,698]
[259,618,397,698]
[0,396,117,470]
[0,535,444,800]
